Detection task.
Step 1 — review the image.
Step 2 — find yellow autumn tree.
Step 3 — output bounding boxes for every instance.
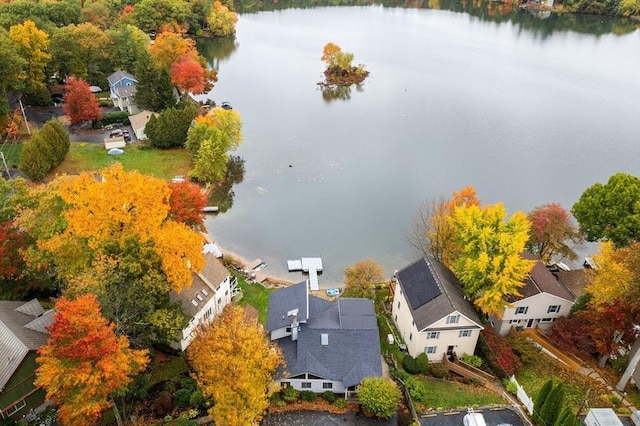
[587,241,640,305]
[35,294,148,426]
[407,186,480,267]
[187,305,283,425]
[21,163,204,292]
[450,202,535,317]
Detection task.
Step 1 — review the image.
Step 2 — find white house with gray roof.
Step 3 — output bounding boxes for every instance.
[170,252,236,351]
[267,282,382,396]
[0,299,53,420]
[490,252,575,336]
[392,256,483,361]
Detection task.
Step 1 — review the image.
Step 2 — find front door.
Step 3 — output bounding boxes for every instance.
[447,345,455,360]
[527,319,534,328]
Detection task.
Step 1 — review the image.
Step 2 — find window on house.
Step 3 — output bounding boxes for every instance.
[217,298,222,304]
[426,331,440,339]
[509,319,520,324]
[459,330,472,337]
[285,327,292,333]
[323,382,333,389]
[397,301,401,309]
[225,290,229,296]
[409,333,413,341]
[301,382,312,389]
[412,320,415,327]
[425,346,437,354]
[394,314,397,322]
[446,314,460,324]
[540,318,554,323]
[515,306,528,315]
[547,305,561,313]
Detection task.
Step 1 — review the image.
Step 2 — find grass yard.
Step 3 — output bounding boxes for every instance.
[50,142,191,181]
[0,142,23,168]
[413,376,505,411]
[233,271,272,325]
[516,355,614,413]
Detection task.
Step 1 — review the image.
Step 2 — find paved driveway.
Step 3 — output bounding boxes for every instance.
[419,407,524,426]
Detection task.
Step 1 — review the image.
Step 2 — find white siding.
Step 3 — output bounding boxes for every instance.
[174,276,233,351]
[391,283,481,361]
[281,378,346,394]
[493,292,574,336]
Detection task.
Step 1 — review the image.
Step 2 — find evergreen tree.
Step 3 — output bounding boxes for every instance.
[534,380,554,424]
[39,120,69,165]
[133,52,176,112]
[19,134,52,182]
[146,103,197,148]
[540,383,565,426]
[555,406,578,426]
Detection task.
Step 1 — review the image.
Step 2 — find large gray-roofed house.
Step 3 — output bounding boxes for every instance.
[0,299,53,419]
[170,252,236,351]
[392,256,483,360]
[267,282,382,396]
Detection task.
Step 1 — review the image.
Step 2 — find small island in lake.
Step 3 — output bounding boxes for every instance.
[320,42,369,86]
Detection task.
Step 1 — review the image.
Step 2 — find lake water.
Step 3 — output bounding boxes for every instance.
[197,5,640,287]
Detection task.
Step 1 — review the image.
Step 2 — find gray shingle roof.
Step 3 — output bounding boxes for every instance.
[266,282,308,332]
[396,257,482,331]
[269,284,382,388]
[0,300,52,392]
[171,253,230,317]
[107,70,137,86]
[519,252,575,302]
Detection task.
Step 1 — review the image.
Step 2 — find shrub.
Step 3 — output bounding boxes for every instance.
[174,388,192,408]
[282,385,299,402]
[503,378,518,395]
[404,376,428,401]
[460,354,483,368]
[416,353,430,375]
[357,377,401,419]
[153,391,173,416]
[181,377,197,392]
[189,389,205,409]
[334,398,346,408]
[430,362,449,379]
[300,390,316,402]
[477,328,522,378]
[322,391,336,402]
[402,354,419,374]
[97,110,130,127]
[507,331,539,366]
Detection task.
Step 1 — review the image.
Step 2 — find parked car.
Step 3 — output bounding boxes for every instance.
[110,129,123,138]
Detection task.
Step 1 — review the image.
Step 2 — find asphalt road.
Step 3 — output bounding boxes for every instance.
[419,407,524,426]
[262,411,397,426]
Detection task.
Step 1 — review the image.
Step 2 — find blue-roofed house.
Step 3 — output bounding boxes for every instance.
[392,256,483,361]
[266,282,382,397]
[107,70,139,114]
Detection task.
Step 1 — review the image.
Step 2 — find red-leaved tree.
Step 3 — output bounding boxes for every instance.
[526,203,583,265]
[35,294,148,426]
[171,56,206,94]
[477,328,522,378]
[168,181,207,231]
[63,75,103,124]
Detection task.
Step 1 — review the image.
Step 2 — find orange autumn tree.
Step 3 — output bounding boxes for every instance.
[31,163,204,292]
[168,180,207,231]
[187,305,283,425]
[35,294,148,426]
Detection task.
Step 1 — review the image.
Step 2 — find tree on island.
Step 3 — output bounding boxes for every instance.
[321,42,369,86]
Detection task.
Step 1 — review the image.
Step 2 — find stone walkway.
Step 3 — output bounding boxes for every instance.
[578,366,638,412]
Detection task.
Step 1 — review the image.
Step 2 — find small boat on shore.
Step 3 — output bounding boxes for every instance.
[326,288,340,296]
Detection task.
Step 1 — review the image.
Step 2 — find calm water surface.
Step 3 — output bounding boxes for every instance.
[197,6,640,286]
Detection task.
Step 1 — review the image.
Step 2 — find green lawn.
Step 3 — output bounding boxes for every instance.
[233,271,272,325]
[516,355,614,413]
[414,376,505,410]
[51,142,192,181]
[0,142,23,168]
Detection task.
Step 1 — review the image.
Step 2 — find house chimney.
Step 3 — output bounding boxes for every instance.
[291,314,299,341]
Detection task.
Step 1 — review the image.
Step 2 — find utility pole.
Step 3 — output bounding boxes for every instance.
[0,152,10,179]
[19,97,31,136]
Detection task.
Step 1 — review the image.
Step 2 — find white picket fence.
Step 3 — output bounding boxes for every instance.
[510,376,534,415]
